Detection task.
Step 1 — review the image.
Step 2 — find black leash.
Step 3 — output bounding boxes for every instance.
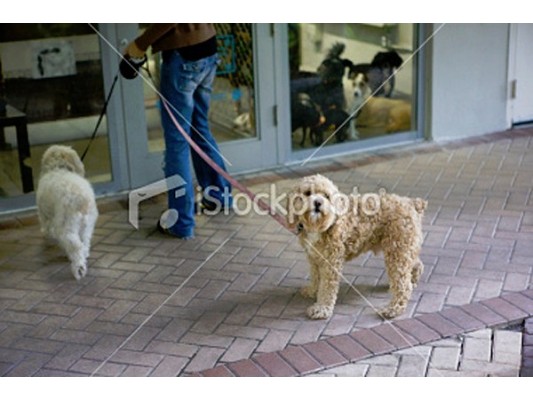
[80,73,119,162]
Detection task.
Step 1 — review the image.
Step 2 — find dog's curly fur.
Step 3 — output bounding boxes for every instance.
[286,174,427,320]
[36,145,98,280]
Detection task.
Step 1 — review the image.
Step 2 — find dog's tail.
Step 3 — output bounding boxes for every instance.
[412,198,428,214]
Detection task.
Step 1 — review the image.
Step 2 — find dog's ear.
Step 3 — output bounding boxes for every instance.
[63,148,85,177]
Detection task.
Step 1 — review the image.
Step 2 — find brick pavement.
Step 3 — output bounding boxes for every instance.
[1,127,532,377]
[308,326,523,377]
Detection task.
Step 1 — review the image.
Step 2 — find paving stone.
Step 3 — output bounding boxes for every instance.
[459,359,518,376]
[365,364,397,377]
[327,334,371,362]
[481,297,527,321]
[445,286,475,306]
[371,323,418,350]
[396,354,429,377]
[278,346,322,375]
[150,356,188,377]
[462,336,491,362]
[253,352,297,377]
[430,346,460,370]
[438,307,485,332]
[319,363,369,377]
[226,359,267,377]
[363,354,398,366]
[392,318,441,344]
[501,292,533,314]
[461,302,507,326]
[350,329,395,355]
[120,365,152,377]
[256,329,293,353]
[416,313,463,337]
[302,341,346,368]
[220,338,258,363]
[184,347,225,373]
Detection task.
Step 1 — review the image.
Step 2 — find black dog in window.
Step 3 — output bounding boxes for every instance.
[291,43,352,146]
[347,50,403,98]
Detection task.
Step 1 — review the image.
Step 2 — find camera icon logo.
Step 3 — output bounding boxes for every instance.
[128,174,186,229]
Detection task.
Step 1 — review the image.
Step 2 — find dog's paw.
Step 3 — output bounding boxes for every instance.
[71,264,87,281]
[300,286,317,299]
[306,304,333,320]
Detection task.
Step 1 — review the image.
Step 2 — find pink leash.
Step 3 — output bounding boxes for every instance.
[161,99,292,233]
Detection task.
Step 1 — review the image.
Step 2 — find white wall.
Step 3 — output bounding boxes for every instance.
[429,24,510,141]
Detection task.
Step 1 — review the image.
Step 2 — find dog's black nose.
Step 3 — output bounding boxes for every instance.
[313,199,322,211]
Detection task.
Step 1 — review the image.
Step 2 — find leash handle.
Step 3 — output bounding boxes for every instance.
[160,98,292,233]
[81,73,119,161]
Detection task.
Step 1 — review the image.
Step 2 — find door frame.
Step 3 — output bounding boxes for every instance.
[506,23,533,127]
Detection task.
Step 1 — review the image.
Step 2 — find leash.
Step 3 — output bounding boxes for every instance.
[160,98,292,233]
[80,73,119,162]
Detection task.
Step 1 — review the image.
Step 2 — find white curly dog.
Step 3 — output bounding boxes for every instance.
[36,145,98,280]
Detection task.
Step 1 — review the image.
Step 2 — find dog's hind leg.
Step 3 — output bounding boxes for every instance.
[59,232,87,281]
[58,214,88,280]
[380,251,416,319]
[411,258,424,287]
[80,210,97,260]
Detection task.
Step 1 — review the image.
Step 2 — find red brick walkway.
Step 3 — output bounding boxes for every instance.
[198,290,533,376]
[1,128,532,376]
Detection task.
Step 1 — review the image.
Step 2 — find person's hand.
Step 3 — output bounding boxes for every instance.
[124,40,145,59]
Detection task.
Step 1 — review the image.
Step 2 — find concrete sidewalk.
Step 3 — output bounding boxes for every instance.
[1,127,532,377]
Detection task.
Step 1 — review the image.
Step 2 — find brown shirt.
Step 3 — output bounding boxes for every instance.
[134,23,216,53]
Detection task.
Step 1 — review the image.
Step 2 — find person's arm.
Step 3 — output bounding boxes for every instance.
[124,24,176,58]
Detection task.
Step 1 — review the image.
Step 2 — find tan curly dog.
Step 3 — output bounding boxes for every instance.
[286,174,427,320]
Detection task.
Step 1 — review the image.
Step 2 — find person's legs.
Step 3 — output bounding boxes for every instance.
[190,54,233,210]
[159,51,196,238]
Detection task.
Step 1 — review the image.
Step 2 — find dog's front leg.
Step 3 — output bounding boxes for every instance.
[348,117,359,140]
[306,260,342,320]
[300,259,319,300]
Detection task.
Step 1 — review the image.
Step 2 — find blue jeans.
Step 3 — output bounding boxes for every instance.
[160,51,232,237]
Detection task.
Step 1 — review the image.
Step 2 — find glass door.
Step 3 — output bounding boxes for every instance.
[117,24,278,189]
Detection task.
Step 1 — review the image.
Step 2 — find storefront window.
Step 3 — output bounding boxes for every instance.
[289,23,416,150]
[0,24,112,198]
